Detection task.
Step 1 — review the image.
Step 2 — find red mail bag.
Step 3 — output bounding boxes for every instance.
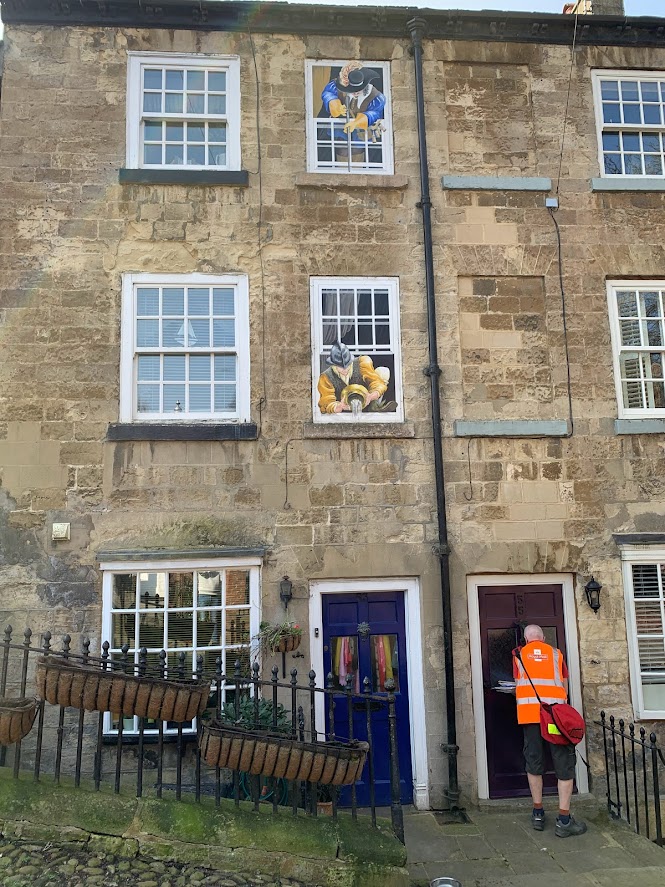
[540,701,585,746]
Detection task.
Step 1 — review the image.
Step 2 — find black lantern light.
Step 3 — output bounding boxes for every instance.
[279,575,293,609]
[584,576,602,613]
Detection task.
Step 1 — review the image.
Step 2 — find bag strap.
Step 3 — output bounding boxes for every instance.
[514,648,543,705]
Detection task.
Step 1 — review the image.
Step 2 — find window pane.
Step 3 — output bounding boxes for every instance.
[625,154,643,175]
[165,93,183,113]
[208,95,226,115]
[188,288,210,316]
[190,319,210,347]
[645,155,663,176]
[137,319,159,347]
[162,288,184,315]
[137,385,160,412]
[137,288,159,316]
[616,290,638,317]
[643,105,662,125]
[603,103,621,124]
[620,319,642,346]
[187,94,205,114]
[138,573,165,608]
[144,69,162,89]
[169,572,194,608]
[214,355,236,381]
[189,386,211,412]
[197,571,222,607]
[213,319,235,347]
[197,610,222,648]
[138,355,160,381]
[163,384,186,411]
[187,145,205,165]
[144,122,162,142]
[209,147,227,166]
[604,153,622,175]
[642,682,665,711]
[214,386,236,411]
[370,634,399,693]
[112,574,137,610]
[213,288,234,315]
[144,144,162,165]
[376,323,391,345]
[166,123,183,142]
[225,609,250,646]
[187,70,205,90]
[622,133,641,152]
[112,613,135,649]
[330,636,359,692]
[162,319,184,347]
[188,125,205,142]
[600,80,620,100]
[143,94,162,113]
[641,291,661,317]
[189,355,211,381]
[208,72,226,92]
[226,570,250,605]
[208,124,226,143]
[165,145,184,165]
[645,320,662,347]
[139,611,165,650]
[602,132,621,152]
[635,600,664,633]
[163,355,186,381]
[633,564,661,597]
[165,70,184,90]
[167,612,193,649]
[623,104,642,125]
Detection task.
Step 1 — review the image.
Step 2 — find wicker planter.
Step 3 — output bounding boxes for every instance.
[0,697,39,746]
[270,634,301,654]
[200,722,368,785]
[35,656,210,723]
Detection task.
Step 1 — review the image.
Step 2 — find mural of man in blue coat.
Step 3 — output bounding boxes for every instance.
[318,61,387,163]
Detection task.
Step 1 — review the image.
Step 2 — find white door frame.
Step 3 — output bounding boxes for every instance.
[309,577,429,810]
[467,573,589,800]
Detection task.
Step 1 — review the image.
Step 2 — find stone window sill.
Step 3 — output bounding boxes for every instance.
[295,173,408,190]
[615,419,665,435]
[454,419,570,438]
[119,169,249,187]
[303,421,415,440]
[592,177,665,192]
[442,175,552,192]
[106,423,258,442]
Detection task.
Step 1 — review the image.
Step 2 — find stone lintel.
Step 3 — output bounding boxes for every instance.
[303,421,416,439]
[442,175,552,191]
[97,546,268,563]
[615,419,665,435]
[591,177,665,192]
[106,423,258,441]
[454,419,570,438]
[295,173,409,190]
[613,534,665,547]
[119,169,250,186]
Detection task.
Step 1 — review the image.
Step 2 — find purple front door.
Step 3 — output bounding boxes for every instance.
[478,583,568,799]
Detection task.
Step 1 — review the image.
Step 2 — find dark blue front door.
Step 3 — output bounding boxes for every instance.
[322,591,413,806]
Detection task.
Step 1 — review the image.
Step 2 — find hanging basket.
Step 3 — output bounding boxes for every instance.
[199,722,368,786]
[270,634,301,654]
[35,655,210,723]
[0,697,39,746]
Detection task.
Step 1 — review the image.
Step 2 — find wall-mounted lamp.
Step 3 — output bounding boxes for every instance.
[584,576,602,613]
[279,576,293,609]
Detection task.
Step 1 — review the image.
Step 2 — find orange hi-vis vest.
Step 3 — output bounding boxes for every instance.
[514,641,567,725]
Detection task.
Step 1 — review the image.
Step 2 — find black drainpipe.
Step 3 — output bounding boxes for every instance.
[407,16,460,813]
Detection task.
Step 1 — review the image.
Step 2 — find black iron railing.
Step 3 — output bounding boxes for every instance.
[0,626,405,842]
[596,711,665,846]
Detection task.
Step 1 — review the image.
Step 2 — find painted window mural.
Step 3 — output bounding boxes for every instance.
[310,277,404,424]
[305,60,394,174]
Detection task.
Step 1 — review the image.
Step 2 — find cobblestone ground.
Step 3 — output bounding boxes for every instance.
[0,839,311,887]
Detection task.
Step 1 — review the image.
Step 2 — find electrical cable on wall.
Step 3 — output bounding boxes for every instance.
[548,208,575,438]
[464,438,474,502]
[555,14,579,196]
[248,29,268,433]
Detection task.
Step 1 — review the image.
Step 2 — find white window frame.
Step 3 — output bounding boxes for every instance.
[100,556,261,736]
[126,52,241,171]
[621,546,665,720]
[119,272,251,423]
[592,69,665,179]
[309,276,404,424]
[304,59,394,176]
[607,279,665,419]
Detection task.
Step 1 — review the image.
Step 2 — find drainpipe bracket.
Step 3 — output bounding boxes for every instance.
[416,198,432,209]
[441,743,459,755]
[423,364,442,378]
[432,541,450,559]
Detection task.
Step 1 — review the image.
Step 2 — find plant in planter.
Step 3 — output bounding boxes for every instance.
[316,782,340,815]
[218,695,291,734]
[255,620,302,655]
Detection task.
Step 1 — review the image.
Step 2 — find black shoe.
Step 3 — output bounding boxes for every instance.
[531,809,545,831]
[555,815,587,838]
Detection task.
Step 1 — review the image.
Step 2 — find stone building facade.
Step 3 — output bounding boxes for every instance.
[1,0,664,808]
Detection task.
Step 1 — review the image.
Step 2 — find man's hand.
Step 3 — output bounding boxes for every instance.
[343,112,368,134]
[365,390,380,403]
[328,98,345,118]
[332,401,352,413]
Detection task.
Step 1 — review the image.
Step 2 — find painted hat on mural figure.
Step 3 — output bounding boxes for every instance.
[334,65,380,95]
[327,342,353,369]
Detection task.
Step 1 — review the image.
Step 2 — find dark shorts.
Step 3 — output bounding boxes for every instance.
[523,723,576,781]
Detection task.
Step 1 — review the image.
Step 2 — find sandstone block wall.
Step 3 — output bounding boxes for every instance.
[1,22,664,802]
